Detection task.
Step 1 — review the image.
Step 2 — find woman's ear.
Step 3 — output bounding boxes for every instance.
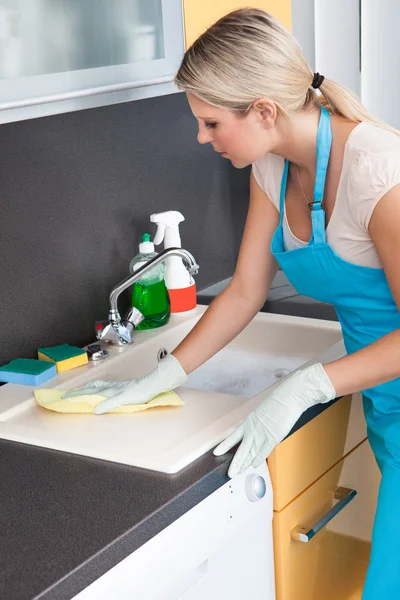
[251,99,277,128]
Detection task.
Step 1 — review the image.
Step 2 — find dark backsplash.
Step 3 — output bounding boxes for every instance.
[0,92,250,365]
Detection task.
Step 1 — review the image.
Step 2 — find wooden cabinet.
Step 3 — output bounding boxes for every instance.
[270,394,381,600]
[182,1,292,48]
[268,393,367,511]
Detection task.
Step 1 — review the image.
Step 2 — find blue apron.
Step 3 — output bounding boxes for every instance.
[270,106,400,598]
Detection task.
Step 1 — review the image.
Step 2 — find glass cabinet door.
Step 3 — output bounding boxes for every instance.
[0,0,184,123]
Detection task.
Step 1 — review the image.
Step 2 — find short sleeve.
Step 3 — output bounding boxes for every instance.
[252,153,285,211]
[347,148,400,230]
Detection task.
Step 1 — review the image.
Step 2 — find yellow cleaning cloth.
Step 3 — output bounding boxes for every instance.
[34,389,183,414]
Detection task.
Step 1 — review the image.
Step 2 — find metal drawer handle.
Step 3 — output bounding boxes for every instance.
[291,487,357,543]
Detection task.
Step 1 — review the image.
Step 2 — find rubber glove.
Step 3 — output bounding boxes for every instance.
[213,363,336,479]
[62,353,187,414]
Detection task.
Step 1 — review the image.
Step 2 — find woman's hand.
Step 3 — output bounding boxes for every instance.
[62,353,187,414]
[213,363,336,478]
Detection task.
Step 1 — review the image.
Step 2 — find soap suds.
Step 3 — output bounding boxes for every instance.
[185,347,313,398]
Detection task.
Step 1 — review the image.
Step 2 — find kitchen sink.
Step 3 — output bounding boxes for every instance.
[0,306,345,473]
[185,312,343,397]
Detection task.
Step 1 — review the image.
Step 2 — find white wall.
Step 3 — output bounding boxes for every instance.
[291,0,360,96]
[291,0,315,70]
[314,0,360,96]
[292,0,400,128]
[361,0,400,128]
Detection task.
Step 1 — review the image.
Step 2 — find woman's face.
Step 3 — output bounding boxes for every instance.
[187,93,277,169]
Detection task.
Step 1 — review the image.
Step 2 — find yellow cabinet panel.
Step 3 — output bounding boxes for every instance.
[268,393,367,511]
[182,1,292,49]
[273,439,381,600]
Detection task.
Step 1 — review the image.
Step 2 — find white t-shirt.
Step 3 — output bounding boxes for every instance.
[252,121,400,269]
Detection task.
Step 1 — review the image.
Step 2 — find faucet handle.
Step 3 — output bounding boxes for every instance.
[123,306,145,329]
[95,321,109,339]
[95,321,132,346]
[94,305,144,346]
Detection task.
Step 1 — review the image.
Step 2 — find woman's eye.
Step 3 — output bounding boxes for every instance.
[205,122,217,129]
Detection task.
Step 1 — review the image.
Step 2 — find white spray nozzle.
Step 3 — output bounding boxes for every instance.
[149,210,194,292]
[150,210,185,249]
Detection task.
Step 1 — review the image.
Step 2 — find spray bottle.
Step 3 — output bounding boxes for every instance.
[150,210,197,313]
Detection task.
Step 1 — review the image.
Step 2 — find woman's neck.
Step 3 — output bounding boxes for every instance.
[272,106,321,176]
[271,107,358,178]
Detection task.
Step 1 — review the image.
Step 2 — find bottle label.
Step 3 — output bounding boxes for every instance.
[168,284,197,312]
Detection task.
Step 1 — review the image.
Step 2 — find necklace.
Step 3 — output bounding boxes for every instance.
[295,165,325,211]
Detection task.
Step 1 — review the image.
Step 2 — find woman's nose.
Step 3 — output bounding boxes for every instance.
[197,124,213,145]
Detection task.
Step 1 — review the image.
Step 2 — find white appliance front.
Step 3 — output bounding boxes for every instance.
[72,463,275,600]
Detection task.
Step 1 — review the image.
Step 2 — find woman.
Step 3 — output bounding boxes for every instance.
[66,9,400,597]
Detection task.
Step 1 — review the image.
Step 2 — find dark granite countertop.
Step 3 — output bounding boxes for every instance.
[0,439,234,600]
[1,403,340,600]
[1,274,341,600]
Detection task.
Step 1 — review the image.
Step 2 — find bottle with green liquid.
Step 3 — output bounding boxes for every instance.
[129,233,170,330]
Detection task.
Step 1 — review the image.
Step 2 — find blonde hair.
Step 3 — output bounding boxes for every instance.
[175,8,399,135]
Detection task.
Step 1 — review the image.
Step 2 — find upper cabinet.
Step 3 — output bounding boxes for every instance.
[0,0,184,124]
[182,0,292,49]
[1,1,294,124]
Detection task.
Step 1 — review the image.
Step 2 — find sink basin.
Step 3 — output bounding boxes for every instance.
[0,307,345,473]
[185,316,340,397]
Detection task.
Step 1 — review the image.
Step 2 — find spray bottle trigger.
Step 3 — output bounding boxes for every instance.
[153,223,166,246]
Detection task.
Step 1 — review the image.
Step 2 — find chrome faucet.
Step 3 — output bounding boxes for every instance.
[95,247,199,346]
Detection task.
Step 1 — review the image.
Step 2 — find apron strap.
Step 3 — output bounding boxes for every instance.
[311,204,326,244]
[310,107,332,245]
[314,106,332,204]
[278,107,332,246]
[279,160,289,226]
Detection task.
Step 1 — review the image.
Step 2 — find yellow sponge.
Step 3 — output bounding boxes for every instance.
[34,388,183,414]
[38,344,88,373]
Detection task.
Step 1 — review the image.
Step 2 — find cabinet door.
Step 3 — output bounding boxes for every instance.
[182,1,292,48]
[268,393,367,511]
[71,465,275,600]
[273,439,381,600]
[0,0,184,123]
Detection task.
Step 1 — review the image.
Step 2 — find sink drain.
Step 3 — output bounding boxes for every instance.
[157,347,169,362]
[273,368,290,380]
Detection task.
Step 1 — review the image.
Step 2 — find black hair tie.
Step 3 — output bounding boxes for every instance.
[311,72,325,89]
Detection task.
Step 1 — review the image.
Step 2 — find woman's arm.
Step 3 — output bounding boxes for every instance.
[173,172,280,374]
[62,173,280,413]
[324,184,400,395]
